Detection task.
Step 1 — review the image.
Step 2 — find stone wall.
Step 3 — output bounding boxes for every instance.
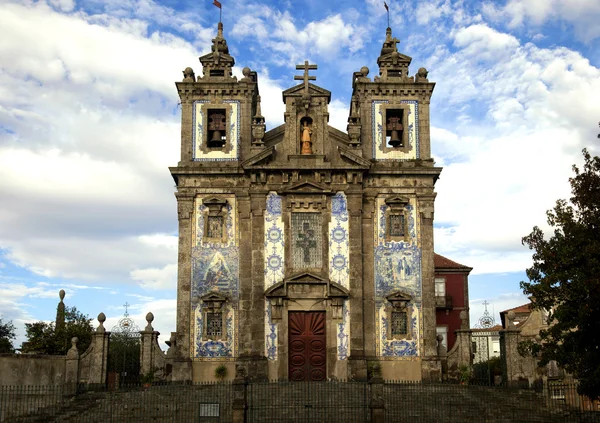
[0,354,66,386]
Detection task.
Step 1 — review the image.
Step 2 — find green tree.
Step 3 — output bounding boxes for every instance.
[520,148,600,400]
[0,317,16,353]
[22,306,93,355]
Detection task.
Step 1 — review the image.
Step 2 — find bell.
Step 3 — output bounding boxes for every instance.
[389,129,402,147]
[387,116,403,147]
[208,130,224,147]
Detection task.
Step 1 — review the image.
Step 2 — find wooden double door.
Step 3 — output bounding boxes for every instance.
[288,311,326,381]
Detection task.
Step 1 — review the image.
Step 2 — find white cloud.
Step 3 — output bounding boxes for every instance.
[130,263,177,290]
[483,0,600,42]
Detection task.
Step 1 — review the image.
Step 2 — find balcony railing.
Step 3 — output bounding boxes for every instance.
[435,295,453,309]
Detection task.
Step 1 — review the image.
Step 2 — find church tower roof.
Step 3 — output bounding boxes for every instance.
[376,27,412,80]
[197,22,236,81]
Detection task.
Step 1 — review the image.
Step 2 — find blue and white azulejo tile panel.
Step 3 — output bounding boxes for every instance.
[265,301,278,361]
[192,100,240,161]
[264,192,284,289]
[337,301,350,360]
[191,196,239,360]
[373,197,423,358]
[329,192,350,290]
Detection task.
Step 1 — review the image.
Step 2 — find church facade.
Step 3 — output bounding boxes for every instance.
[170,22,442,382]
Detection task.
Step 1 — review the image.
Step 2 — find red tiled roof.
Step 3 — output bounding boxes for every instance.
[500,303,532,314]
[434,253,472,270]
[471,324,503,332]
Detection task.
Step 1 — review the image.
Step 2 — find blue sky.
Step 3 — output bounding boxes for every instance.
[1,0,599,348]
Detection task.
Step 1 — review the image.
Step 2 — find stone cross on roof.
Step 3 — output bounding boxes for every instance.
[294,60,317,95]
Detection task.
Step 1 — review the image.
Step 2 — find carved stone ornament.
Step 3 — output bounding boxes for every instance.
[415,67,429,83]
[182,67,196,82]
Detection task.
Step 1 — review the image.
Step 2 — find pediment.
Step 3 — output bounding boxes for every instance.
[329,281,350,298]
[386,291,412,303]
[283,83,331,100]
[200,291,228,302]
[199,51,235,65]
[286,272,327,284]
[282,181,332,194]
[385,196,410,207]
[378,52,412,64]
[242,146,274,168]
[338,146,371,168]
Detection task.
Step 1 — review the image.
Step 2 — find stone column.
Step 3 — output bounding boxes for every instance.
[348,191,367,381]
[500,311,522,387]
[369,365,385,423]
[88,313,110,388]
[65,337,79,395]
[173,193,194,382]
[232,365,248,423]
[419,196,439,381]
[418,99,431,159]
[454,311,473,370]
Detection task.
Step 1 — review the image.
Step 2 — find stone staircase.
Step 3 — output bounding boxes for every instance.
[3,382,599,423]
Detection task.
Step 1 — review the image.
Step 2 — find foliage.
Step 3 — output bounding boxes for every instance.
[214,364,228,381]
[21,306,93,355]
[520,148,600,400]
[458,364,472,385]
[140,368,157,385]
[0,317,16,353]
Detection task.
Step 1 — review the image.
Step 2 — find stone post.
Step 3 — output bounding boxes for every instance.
[65,337,79,395]
[140,312,158,378]
[232,364,247,423]
[369,364,385,423]
[437,334,448,381]
[88,313,110,388]
[500,311,521,387]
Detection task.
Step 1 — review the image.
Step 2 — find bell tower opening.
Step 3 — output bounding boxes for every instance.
[207,109,227,148]
[385,109,404,148]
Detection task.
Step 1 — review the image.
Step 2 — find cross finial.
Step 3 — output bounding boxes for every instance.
[124,302,130,316]
[294,60,317,95]
[482,300,489,310]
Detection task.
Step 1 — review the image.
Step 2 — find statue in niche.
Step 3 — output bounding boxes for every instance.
[182,67,196,82]
[300,121,313,154]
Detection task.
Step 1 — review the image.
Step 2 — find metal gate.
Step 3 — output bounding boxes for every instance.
[471,332,503,386]
[247,381,370,422]
[107,305,141,387]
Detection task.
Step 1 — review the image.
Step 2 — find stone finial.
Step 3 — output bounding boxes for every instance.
[507,311,516,328]
[182,67,196,82]
[66,337,79,359]
[56,290,66,332]
[436,334,447,356]
[240,67,252,82]
[59,289,66,301]
[145,312,155,331]
[97,312,106,333]
[459,310,468,329]
[415,67,429,83]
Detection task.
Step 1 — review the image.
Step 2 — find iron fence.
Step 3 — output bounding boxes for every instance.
[0,380,598,423]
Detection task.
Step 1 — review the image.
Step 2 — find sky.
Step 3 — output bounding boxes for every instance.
[0,0,599,350]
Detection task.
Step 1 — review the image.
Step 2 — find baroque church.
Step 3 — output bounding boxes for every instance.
[169,21,443,382]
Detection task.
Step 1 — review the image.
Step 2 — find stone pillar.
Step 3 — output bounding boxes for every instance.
[140,312,159,377]
[418,99,431,159]
[232,364,247,423]
[348,191,367,381]
[419,196,438,381]
[500,311,521,387]
[173,194,194,382]
[369,365,385,423]
[88,313,110,387]
[455,311,473,366]
[65,337,79,395]
[437,334,448,381]
[179,98,193,163]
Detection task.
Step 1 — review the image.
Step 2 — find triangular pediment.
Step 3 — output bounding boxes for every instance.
[329,281,350,298]
[200,291,228,302]
[283,83,331,101]
[386,291,412,303]
[385,196,410,207]
[286,272,326,284]
[198,51,235,65]
[378,52,412,64]
[283,181,331,194]
[242,146,274,168]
